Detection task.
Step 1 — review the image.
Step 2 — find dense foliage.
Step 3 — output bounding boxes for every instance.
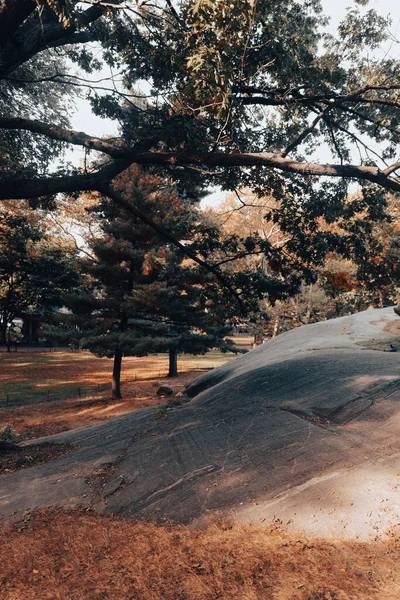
[0,202,80,345]
[51,167,256,397]
[1,0,400,310]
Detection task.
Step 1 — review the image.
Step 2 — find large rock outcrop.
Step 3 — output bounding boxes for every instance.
[1,307,399,539]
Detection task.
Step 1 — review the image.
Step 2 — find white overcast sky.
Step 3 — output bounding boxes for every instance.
[68,0,400,205]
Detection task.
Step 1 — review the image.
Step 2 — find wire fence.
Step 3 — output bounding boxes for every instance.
[0,345,72,353]
[0,383,111,408]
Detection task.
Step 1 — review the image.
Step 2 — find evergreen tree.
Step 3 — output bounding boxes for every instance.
[59,166,234,399]
[2,1,400,314]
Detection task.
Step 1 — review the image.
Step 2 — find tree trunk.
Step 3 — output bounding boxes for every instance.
[0,320,7,346]
[112,348,123,399]
[272,314,280,338]
[303,284,314,325]
[168,348,178,378]
[0,0,36,50]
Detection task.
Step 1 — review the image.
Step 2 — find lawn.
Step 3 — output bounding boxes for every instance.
[0,349,238,406]
[0,349,240,440]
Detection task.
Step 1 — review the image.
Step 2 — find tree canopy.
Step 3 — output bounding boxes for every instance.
[1,0,400,308]
[0,201,80,345]
[2,0,400,189]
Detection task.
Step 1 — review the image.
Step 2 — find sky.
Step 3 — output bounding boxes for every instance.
[68,0,400,207]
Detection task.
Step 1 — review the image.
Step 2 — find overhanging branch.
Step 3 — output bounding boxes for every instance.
[0,3,104,78]
[0,160,130,200]
[2,117,400,196]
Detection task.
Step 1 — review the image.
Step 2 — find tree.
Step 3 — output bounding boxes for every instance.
[211,185,400,335]
[2,0,400,311]
[0,202,80,347]
[54,166,240,399]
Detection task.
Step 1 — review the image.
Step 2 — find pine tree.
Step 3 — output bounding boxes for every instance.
[60,166,233,399]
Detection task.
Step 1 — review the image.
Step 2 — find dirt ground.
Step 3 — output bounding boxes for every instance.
[0,351,215,473]
[1,509,399,600]
[0,350,229,403]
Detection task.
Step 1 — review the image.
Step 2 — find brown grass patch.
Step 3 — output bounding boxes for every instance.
[0,370,203,441]
[1,510,399,599]
[0,443,75,474]
[0,349,234,410]
[0,351,232,399]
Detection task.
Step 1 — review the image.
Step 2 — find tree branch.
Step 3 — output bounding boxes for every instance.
[0,117,130,154]
[0,160,131,200]
[48,214,96,260]
[0,0,37,49]
[0,3,104,78]
[236,83,400,108]
[281,107,329,157]
[2,117,400,195]
[383,162,400,176]
[319,110,389,166]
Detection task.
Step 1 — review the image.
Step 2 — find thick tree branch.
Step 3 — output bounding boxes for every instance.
[383,162,400,176]
[0,3,104,78]
[2,118,400,195]
[0,0,37,49]
[0,160,131,200]
[0,117,130,154]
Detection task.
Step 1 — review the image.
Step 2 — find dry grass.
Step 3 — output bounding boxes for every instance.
[1,510,399,600]
[0,348,242,440]
[0,350,234,405]
[383,320,400,336]
[0,370,203,441]
[358,320,400,352]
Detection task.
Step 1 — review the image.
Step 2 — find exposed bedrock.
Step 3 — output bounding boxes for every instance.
[1,307,399,539]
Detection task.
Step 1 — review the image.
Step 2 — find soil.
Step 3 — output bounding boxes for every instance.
[0,442,75,474]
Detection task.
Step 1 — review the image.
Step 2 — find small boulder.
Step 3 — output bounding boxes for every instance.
[156,384,174,397]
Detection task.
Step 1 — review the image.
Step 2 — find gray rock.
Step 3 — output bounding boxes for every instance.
[2,307,400,541]
[156,384,174,396]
